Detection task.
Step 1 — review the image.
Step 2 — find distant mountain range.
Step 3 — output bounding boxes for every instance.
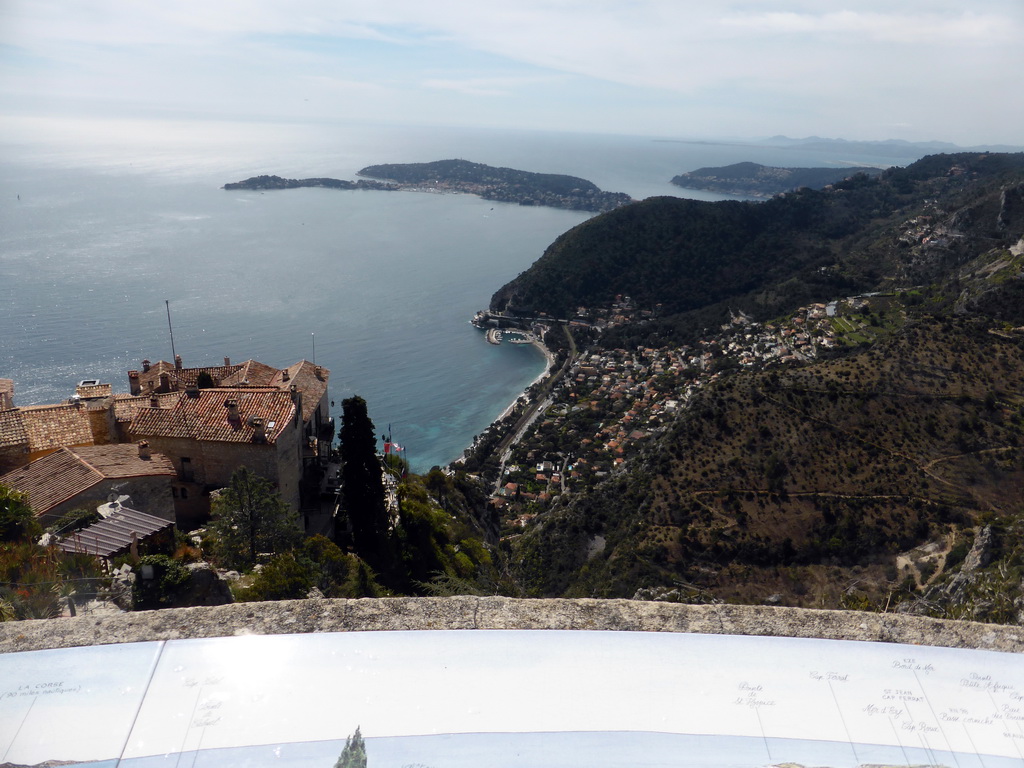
[756,135,1024,155]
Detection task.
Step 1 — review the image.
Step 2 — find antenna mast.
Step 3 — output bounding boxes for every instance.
[165,300,177,361]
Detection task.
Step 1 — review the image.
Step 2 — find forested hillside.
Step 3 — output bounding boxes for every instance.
[491,153,1024,341]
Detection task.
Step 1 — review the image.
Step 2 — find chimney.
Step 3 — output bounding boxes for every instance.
[185,383,199,398]
[149,395,160,407]
[174,354,183,370]
[289,384,298,401]
[250,417,267,442]
[128,370,141,396]
[282,368,290,382]
[142,359,151,373]
[224,356,231,366]
[158,372,171,392]
[315,366,323,380]
[137,440,150,459]
[225,398,240,423]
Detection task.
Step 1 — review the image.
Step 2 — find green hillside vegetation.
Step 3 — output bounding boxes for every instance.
[510,315,1024,611]
[360,158,603,194]
[671,161,883,197]
[223,467,502,602]
[491,153,1024,339]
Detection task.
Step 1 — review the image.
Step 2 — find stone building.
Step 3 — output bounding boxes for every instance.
[1,356,332,527]
[126,356,333,469]
[127,387,304,525]
[0,443,177,526]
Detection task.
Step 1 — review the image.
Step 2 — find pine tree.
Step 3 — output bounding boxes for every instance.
[335,726,367,768]
[209,467,301,570]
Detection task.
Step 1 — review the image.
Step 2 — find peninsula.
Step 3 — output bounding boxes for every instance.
[222,174,397,191]
[224,160,633,213]
[671,161,884,197]
[359,159,633,212]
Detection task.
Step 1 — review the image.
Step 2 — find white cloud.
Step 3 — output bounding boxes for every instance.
[719,8,1015,45]
[1,0,1022,143]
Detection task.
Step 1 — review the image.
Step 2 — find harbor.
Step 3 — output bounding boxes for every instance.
[485,327,536,346]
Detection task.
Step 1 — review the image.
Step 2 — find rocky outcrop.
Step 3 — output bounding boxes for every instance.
[178,563,234,607]
[946,525,995,597]
[998,183,1024,232]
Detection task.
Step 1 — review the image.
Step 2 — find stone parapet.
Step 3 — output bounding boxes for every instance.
[2,597,1022,654]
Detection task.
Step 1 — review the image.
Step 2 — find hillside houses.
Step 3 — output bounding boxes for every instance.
[488,294,895,533]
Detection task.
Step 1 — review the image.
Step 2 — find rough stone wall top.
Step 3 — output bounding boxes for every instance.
[2,597,1022,655]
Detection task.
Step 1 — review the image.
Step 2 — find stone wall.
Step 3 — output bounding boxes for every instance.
[2,597,1022,655]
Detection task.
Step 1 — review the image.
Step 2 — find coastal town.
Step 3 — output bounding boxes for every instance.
[468,291,902,537]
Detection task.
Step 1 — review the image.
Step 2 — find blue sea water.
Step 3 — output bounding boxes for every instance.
[0,118,922,471]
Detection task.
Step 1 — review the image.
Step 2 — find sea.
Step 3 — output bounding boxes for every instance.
[0,116,926,472]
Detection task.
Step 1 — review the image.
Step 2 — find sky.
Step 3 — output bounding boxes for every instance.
[1,1,1023,146]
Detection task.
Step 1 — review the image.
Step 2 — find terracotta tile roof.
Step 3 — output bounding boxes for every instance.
[128,358,327,423]
[275,361,329,422]
[0,409,28,448]
[0,445,176,517]
[72,444,176,479]
[57,506,173,559]
[136,361,244,392]
[114,392,182,422]
[0,450,100,515]
[12,404,94,453]
[130,388,296,444]
[220,360,280,387]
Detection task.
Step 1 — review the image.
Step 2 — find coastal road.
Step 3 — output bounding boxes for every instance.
[491,327,578,493]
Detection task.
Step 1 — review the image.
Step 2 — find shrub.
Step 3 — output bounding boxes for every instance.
[132,554,191,610]
[49,507,101,537]
[0,485,40,543]
[237,553,314,601]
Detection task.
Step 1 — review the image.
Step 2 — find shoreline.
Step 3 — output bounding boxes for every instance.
[493,337,554,423]
[451,333,555,467]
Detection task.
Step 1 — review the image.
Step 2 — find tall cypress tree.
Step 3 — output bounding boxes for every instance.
[338,396,390,569]
[334,726,367,768]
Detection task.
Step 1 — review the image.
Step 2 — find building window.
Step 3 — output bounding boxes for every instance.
[181,457,194,482]
[172,487,178,498]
